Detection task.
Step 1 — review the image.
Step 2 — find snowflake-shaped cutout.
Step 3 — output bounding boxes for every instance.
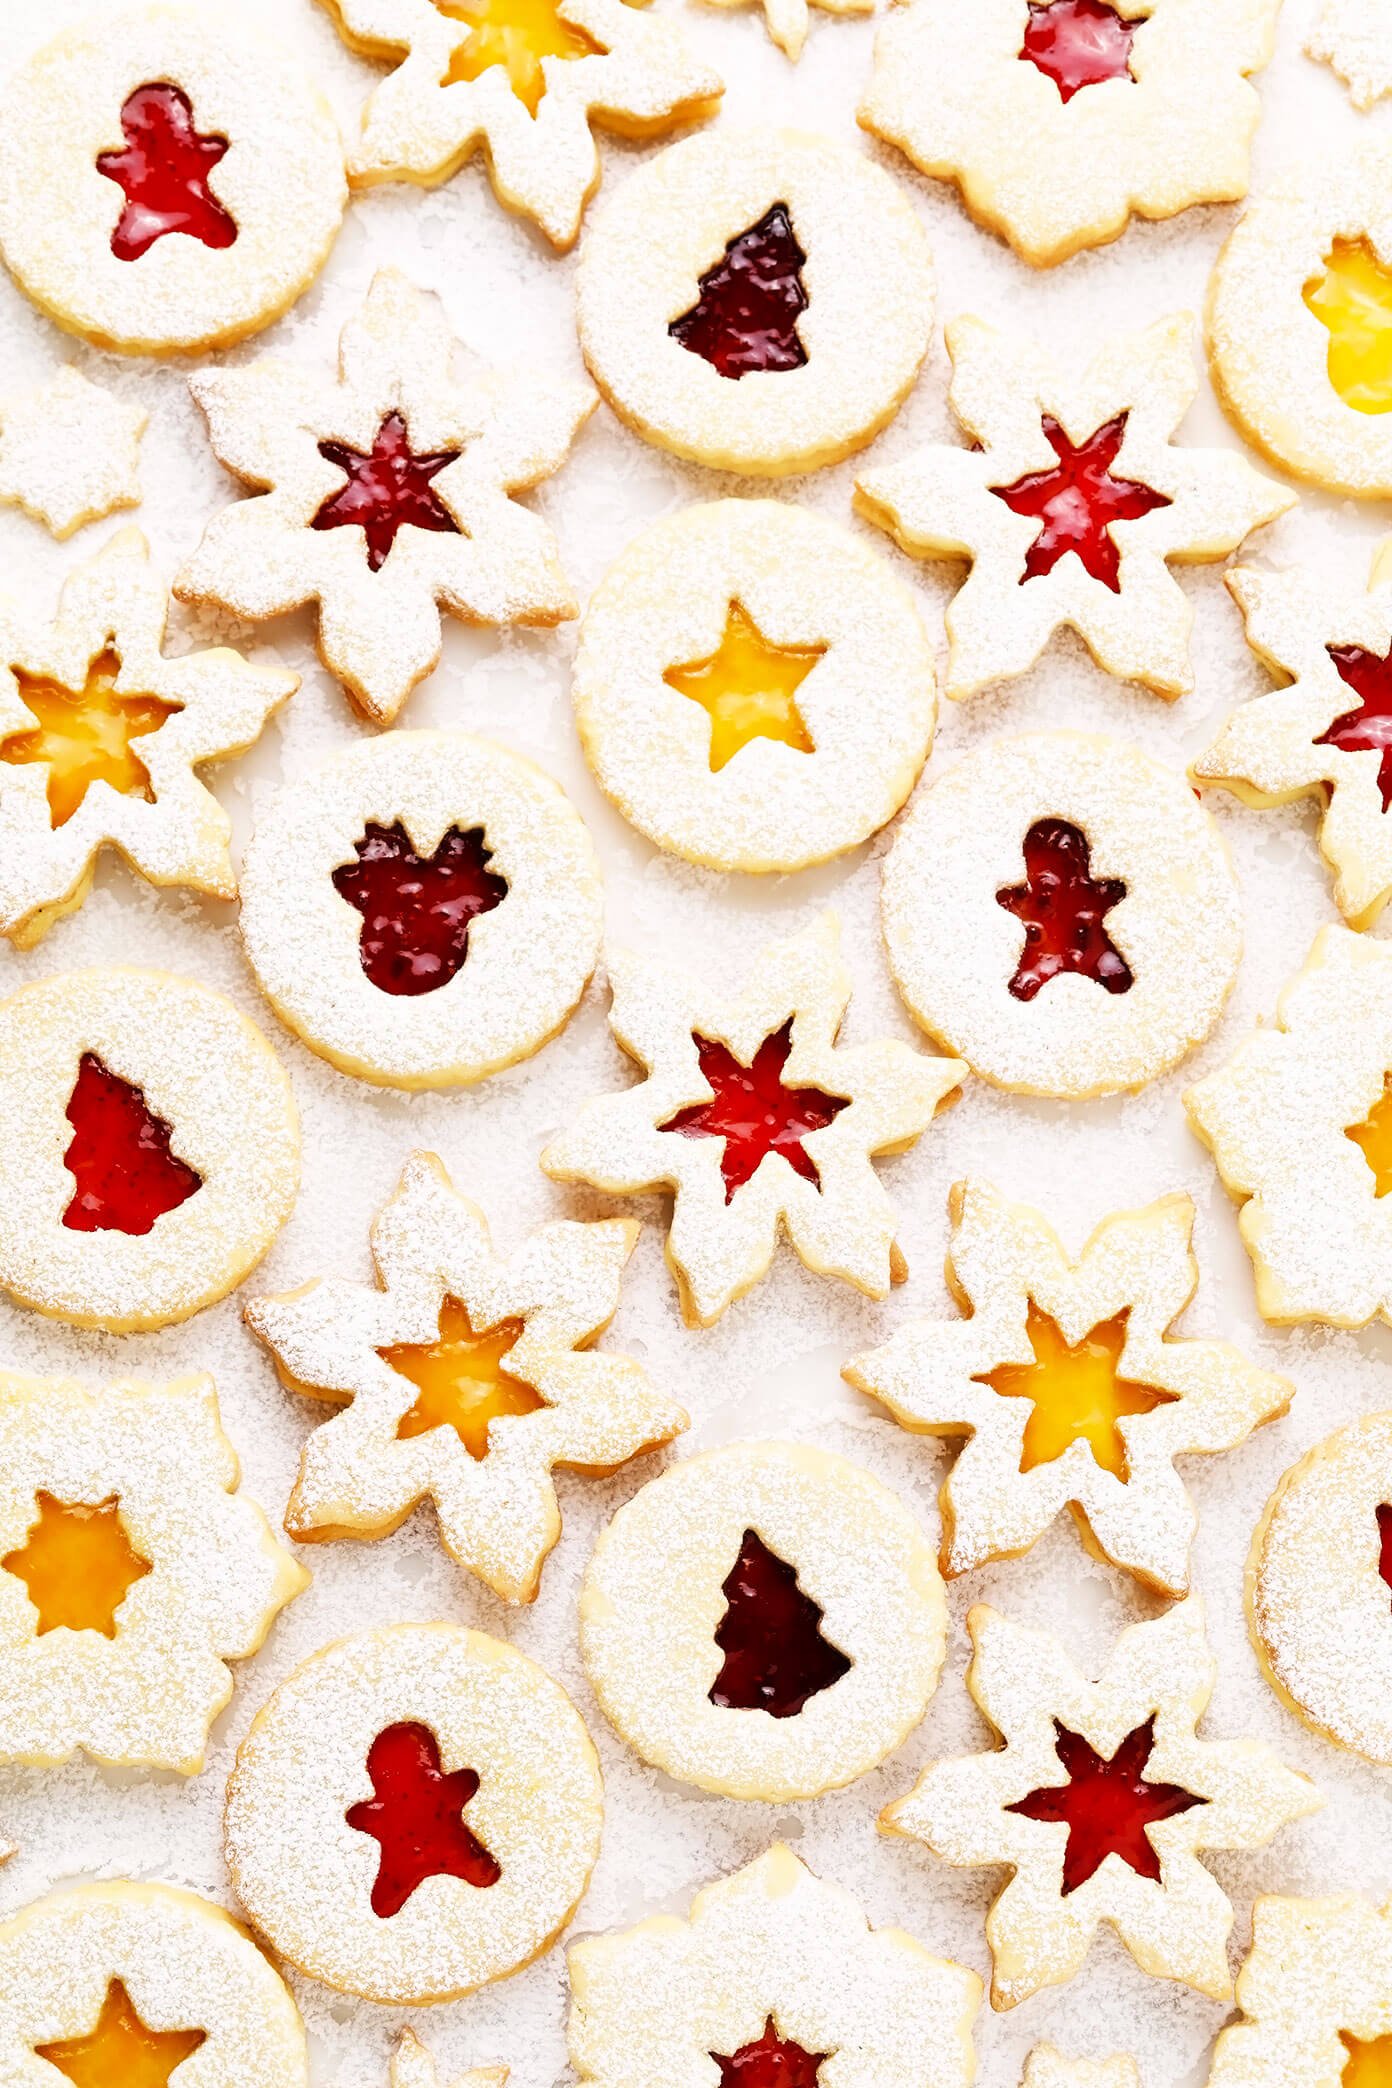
[320,0,722,248]
[0,1370,306,1772]
[0,368,145,539]
[1024,2051,1138,2088]
[845,1179,1290,1595]
[1209,1894,1392,2088]
[176,268,594,725]
[393,2028,507,2088]
[245,1150,685,1603]
[857,313,1292,701]
[542,913,966,1326]
[883,1597,1319,2010]
[1307,0,1392,107]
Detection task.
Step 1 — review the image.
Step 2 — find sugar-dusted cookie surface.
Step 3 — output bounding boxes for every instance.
[1208,1894,1392,2088]
[0,368,145,539]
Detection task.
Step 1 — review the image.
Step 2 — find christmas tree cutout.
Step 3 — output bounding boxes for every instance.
[669,204,809,381]
[62,1053,202,1236]
[96,83,238,263]
[996,817,1133,1003]
[332,820,509,997]
[346,1720,501,1918]
[708,1527,851,1719]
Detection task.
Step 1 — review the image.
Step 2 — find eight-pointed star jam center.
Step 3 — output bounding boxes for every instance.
[96,82,238,264]
[1020,0,1138,102]
[332,820,508,998]
[313,412,463,575]
[711,2018,831,2088]
[435,0,603,117]
[35,1979,205,2088]
[708,1527,852,1719]
[1316,644,1392,811]
[990,414,1171,592]
[658,1020,848,1203]
[0,649,177,830]
[61,1053,202,1237]
[1006,1715,1203,1895]
[669,204,810,382]
[996,817,1133,1003]
[975,1303,1176,1481]
[2,1491,151,1639]
[346,1720,501,1919]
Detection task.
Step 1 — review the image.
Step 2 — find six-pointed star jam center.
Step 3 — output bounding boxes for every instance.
[659,1020,848,1203]
[711,2018,832,2087]
[669,204,810,381]
[435,0,604,115]
[35,1979,205,2088]
[380,1295,544,1457]
[996,817,1133,1003]
[1020,0,1138,102]
[1347,1075,1392,1196]
[331,820,508,997]
[346,1720,502,1919]
[1316,644,1392,810]
[62,1053,202,1237]
[1006,1714,1204,1894]
[0,649,177,830]
[975,1303,1176,1480]
[96,82,238,263]
[313,412,463,575]
[2,1491,151,1638]
[708,1527,852,1719]
[662,601,823,772]
[990,413,1171,592]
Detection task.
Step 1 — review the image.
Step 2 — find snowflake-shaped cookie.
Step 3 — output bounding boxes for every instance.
[1307,0,1392,108]
[857,314,1292,701]
[846,1179,1290,1596]
[542,913,966,1326]
[1024,2051,1138,2088]
[320,0,722,249]
[0,1369,304,1773]
[0,529,295,950]
[1209,1894,1392,2088]
[177,269,593,725]
[245,1150,685,1604]
[569,1844,981,2088]
[0,369,145,538]
[860,0,1279,268]
[393,2028,507,2088]
[696,0,870,60]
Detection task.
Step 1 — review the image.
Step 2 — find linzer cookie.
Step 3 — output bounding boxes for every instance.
[0,368,145,539]
[1307,0,1392,106]
[1208,1895,1392,2088]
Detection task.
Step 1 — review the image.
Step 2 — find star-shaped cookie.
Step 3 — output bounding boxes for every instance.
[541,913,966,1326]
[1208,1895,1392,2088]
[392,2028,507,2088]
[0,368,145,538]
[245,1150,685,1603]
[176,268,594,725]
[0,529,296,949]
[319,0,722,248]
[883,1598,1319,2009]
[1307,0,1392,107]
[845,1179,1290,1595]
[857,313,1293,701]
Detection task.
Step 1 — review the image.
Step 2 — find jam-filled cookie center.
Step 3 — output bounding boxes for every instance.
[332,820,508,997]
[381,1296,543,1457]
[436,0,603,115]
[1346,1077,1392,1196]
[711,2019,831,2087]
[996,817,1133,1003]
[1020,0,1137,102]
[96,82,237,263]
[3,1491,150,1637]
[346,1719,502,1918]
[976,1304,1176,1479]
[35,1979,205,2088]
[1006,1715,1203,1894]
[708,1527,851,1719]
[1305,240,1392,416]
[62,1053,202,1237]
[991,413,1171,591]
[1317,644,1392,809]
[1342,2035,1392,2088]
[663,601,822,772]
[659,1020,848,1203]
[1,649,177,829]
[670,204,809,381]
[313,412,463,575]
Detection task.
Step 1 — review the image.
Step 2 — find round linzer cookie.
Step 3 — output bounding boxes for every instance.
[0,1880,308,2088]
[0,6,346,356]
[224,1623,604,2004]
[0,968,299,1333]
[573,500,936,873]
[576,129,934,476]
[239,731,603,1091]
[579,1440,946,1801]
[1208,1894,1392,2088]
[880,732,1241,1099]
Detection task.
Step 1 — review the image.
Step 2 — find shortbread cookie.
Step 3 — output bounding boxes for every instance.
[542,913,965,1326]
[574,500,935,872]
[860,0,1279,268]
[580,1439,945,1800]
[576,129,934,476]
[696,0,871,61]
[0,368,145,539]
[178,269,591,725]
[857,313,1292,701]
[0,1880,307,2088]
[569,1844,981,2088]
[0,967,299,1333]
[225,1622,603,2003]
[883,1597,1319,2010]
[881,733,1242,1098]
[1209,138,1392,496]
[1208,1894,1392,2088]
[0,530,295,950]
[1186,925,1392,1326]
[846,1180,1290,1596]
[246,1150,684,1603]
[240,731,602,1090]
[320,0,721,250]
[393,2028,508,2088]
[1308,0,1392,107]
[0,1369,304,1772]
[0,8,346,356]
[1024,2050,1139,2088]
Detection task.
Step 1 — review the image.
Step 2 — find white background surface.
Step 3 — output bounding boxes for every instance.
[0,1,1387,2083]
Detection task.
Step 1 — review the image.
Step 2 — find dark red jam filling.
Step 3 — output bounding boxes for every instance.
[1315,645,1392,811]
[708,1528,851,1719]
[96,82,237,263]
[62,1053,201,1236]
[712,2020,830,2087]
[313,412,462,574]
[997,818,1133,1003]
[346,1721,501,1919]
[1007,1716,1202,1894]
[991,413,1171,592]
[1020,0,1137,101]
[332,821,508,997]
[659,1020,847,1203]
[1378,1503,1392,1601]
[669,204,809,381]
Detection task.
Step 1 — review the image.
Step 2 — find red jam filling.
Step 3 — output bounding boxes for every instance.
[991,414,1171,592]
[96,83,237,263]
[332,821,508,997]
[1007,1716,1202,1894]
[1020,0,1137,101]
[708,1528,851,1719]
[669,204,809,381]
[712,2020,830,2087]
[659,1021,847,1203]
[1315,645,1392,810]
[62,1053,201,1237]
[346,1721,501,1919]
[1377,1503,1392,1602]
[997,818,1133,1003]
[313,412,462,574]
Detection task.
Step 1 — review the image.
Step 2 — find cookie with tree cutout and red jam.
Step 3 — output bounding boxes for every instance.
[1307,0,1392,107]
[176,270,593,727]
[224,1622,603,2003]
[0,7,345,356]
[0,968,298,1333]
[317,0,721,251]
[239,729,602,1090]
[569,1844,981,2088]
[883,1597,1319,2011]
[881,733,1242,1100]
[859,0,1278,268]
[542,913,965,1327]
[856,313,1291,702]
[0,367,146,541]
[573,500,936,873]
[579,1439,945,1800]
[845,1179,1291,1596]
[1208,1894,1392,2088]
[576,129,935,475]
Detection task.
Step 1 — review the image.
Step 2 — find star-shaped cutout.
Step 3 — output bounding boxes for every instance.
[711,2018,830,2086]
[35,1981,204,2088]
[383,1296,543,1456]
[0,368,145,540]
[660,1022,847,1203]
[437,0,601,116]
[663,603,822,772]
[96,82,237,263]
[1347,1074,1392,1196]
[990,414,1170,591]
[3,1491,150,1637]
[1020,0,1137,102]
[1006,1717,1202,1893]
[346,1720,501,1918]
[1,650,174,831]
[314,411,462,574]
